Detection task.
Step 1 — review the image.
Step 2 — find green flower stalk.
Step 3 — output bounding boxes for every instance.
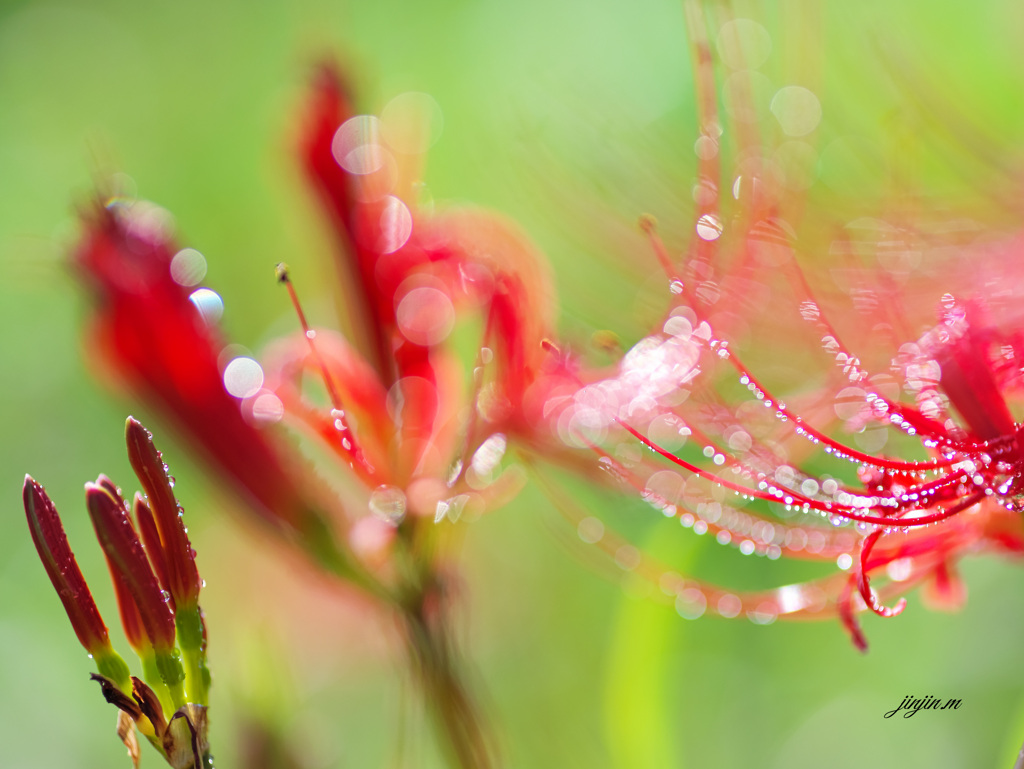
[23,417,212,769]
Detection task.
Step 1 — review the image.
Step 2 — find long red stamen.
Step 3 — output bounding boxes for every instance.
[779,257,977,453]
[659,405,904,506]
[276,263,374,477]
[639,215,678,280]
[681,0,722,270]
[532,456,856,627]
[586,443,856,562]
[617,419,984,528]
[856,529,907,618]
[726,351,959,472]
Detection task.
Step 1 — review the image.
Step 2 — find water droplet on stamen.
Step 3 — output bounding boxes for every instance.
[696,213,723,241]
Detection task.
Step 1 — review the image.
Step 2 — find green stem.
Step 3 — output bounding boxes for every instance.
[400,591,498,769]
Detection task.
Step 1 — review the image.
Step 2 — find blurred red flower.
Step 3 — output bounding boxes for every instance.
[533,4,1024,651]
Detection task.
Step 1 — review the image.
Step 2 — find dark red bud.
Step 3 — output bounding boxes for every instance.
[125,417,201,608]
[133,492,173,610]
[109,567,148,653]
[23,475,111,654]
[86,481,176,651]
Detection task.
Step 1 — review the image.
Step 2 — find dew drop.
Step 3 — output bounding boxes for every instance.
[717,593,742,618]
[696,213,723,241]
[369,485,407,526]
[379,195,414,254]
[676,588,707,619]
[251,392,284,423]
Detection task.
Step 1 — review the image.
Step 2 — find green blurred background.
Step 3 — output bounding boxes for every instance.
[3,0,1024,767]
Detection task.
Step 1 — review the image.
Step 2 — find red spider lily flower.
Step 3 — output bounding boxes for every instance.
[542,235,1024,650]
[222,67,566,603]
[71,64,563,769]
[23,418,211,769]
[74,197,388,597]
[532,4,1024,652]
[75,203,315,533]
[73,66,555,605]
[298,63,553,435]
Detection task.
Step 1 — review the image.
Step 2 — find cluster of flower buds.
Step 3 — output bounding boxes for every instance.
[24,418,211,769]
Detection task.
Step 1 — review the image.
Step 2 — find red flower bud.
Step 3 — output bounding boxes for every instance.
[133,492,173,609]
[23,476,111,656]
[86,481,176,652]
[125,417,200,609]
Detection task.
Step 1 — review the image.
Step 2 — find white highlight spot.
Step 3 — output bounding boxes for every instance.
[577,516,604,544]
[251,392,285,424]
[471,433,507,478]
[223,357,264,398]
[716,18,772,71]
[676,588,707,619]
[332,115,384,174]
[189,288,223,324]
[770,86,822,137]
[717,593,742,618]
[696,213,723,241]
[396,286,455,346]
[379,195,413,254]
[381,91,444,154]
[170,248,207,286]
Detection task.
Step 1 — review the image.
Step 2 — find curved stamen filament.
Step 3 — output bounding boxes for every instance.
[779,258,979,452]
[586,443,857,562]
[727,351,960,472]
[857,529,907,618]
[659,404,910,508]
[859,491,984,588]
[530,458,852,624]
[277,263,375,477]
[617,418,985,528]
[639,215,679,281]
